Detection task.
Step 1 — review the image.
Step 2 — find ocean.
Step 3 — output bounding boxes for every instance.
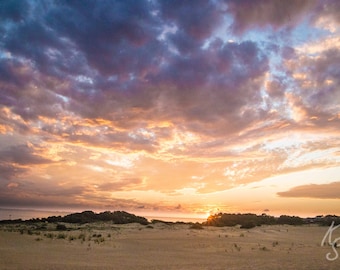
[0,208,72,221]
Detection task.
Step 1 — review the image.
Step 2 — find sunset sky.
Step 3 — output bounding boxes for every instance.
[0,0,339,219]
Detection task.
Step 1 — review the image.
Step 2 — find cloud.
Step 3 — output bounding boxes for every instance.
[44,0,161,76]
[97,178,143,191]
[0,0,30,22]
[159,0,223,41]
[282,47,340,126]
[0,143,54,181]
[0,0,269,139]
[0,0,339,212]
[312,0,340,26]
[0,144,53,165]
[225,0,318,34]
[0,163,28,180]
[277,182,340,199]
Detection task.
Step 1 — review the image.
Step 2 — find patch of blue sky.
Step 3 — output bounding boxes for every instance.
[201,15,234,49]
[290,18,331,49]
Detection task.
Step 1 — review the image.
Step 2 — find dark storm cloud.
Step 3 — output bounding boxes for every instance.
[159,0,223,40]
[150,39,269,135]
[0,0,273,143]
[0,0,30,22]
[45,0,162,76]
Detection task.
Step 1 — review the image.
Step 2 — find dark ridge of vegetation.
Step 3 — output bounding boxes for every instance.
[0,210,148,225]
[60,210,149,225]
[1,211,339,227]
[189,222,204,230]
[307,215,340,226]
[0,219,23,224]
[204,213,276,228]
[203,213,340,228]
[277,215,304,225]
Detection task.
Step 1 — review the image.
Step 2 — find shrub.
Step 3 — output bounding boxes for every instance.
[57,233,66,239]
[190,223,204,230]
[78,233,86,241]
[94,237,105,244]
[56,224,67,231]
[45,233,54,239]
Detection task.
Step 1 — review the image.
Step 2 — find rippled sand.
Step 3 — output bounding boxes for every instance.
[0,223,339,269]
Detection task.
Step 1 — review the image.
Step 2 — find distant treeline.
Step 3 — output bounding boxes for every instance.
[0,210,148,225]
[204,213,340,228]
[0,211,339,227]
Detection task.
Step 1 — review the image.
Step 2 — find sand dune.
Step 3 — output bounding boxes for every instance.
[0,223,339,269]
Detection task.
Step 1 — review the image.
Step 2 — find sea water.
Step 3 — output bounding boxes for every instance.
[0,208,71,221]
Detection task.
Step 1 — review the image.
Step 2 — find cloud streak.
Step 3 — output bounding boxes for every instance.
[278,182,340,199]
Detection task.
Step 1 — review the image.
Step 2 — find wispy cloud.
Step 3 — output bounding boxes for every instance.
[278,182,340,199]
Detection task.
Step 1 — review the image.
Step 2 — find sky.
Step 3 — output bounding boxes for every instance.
[0,0,339,219]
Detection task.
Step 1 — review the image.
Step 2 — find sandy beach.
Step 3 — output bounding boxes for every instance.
[0,222,339,270]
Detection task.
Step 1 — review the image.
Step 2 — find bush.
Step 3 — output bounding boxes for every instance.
[94,237,105,244]
[57,233,66,239]
[240,222,256,229]
[56,224,67,231]
[78,233,86,241]
[45,233,54,239]
[190,223,204,230]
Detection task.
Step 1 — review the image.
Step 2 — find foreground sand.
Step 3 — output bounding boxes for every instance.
[0,222,339,269]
